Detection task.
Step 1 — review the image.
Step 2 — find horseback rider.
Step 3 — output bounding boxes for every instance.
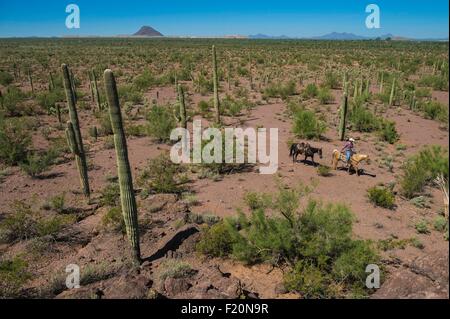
[341,138,355,164]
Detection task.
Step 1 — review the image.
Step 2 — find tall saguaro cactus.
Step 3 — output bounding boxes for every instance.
[389,77,396,106]
[104,69,141,263]
[28,69,34,95]
[339,91,349,141]
[212,45,221,124]
[62,64,90,198]
[91,70,101,111]
[175,84,188,129]
[379,73,384,94]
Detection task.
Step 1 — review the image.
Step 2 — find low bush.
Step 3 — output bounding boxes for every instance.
[159,260,195,281]
[0,201,75,243]
[146,105,176,143]
[102,207,125,234]
[317,165,332,177]
[367,186,395,209]
[0,257,31,298]
[317,87,334,104]
[349,105,379,132]
[0,117,32,166]
[263,81,296,99]
[138,153,185,194]
[378,120,399,144]
[197,185,380,298]
[421,101,448,123]
[196,222,234,257]
[100,182,120,207]
[20,149,58,178]
[292,108,327,139]
[302,83,318,99]
[415,220,430,234]
[0,71,14,86]
[400,146,449,199]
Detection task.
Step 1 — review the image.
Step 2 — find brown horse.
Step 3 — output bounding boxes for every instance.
[331,149,370,176]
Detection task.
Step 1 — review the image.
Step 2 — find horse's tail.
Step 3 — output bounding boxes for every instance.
[331,149,339,169]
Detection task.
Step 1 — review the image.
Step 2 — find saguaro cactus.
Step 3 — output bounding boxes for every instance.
[379,73,384,94]
[339,91,349,141]
[69,69,77,103]
[56,104,62,124]
[62,64,90,198]
[28,69,34,95]
[353,80,358,98]
[91,70,101,111]
[389,77,396,106]
[49,72,55,92]
[104,69,141,263]
[175,84,188,129]
[212,45,221,124]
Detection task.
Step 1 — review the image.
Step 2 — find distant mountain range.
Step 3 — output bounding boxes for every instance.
[249,32,447,41]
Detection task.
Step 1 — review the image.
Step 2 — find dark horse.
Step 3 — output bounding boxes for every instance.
[303,145,323,166]
[290,143,323,166]
[289,142,307,163]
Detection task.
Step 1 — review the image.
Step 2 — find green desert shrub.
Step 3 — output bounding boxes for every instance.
[197,184,379,298]
[0,117,31,166]
[292,108,327,139]
[263,81,296,99]
[102,207,125,234]
[419,75,448,91]
[0,201,74,243]
[138,153,185,194]
[197,100,210,114]
[196,222,234,257]
[100,182,120,207]
[433,216,448,233]
[400,146,449,198]
[302,83,318,99]
[415,220,430,234]
[349,105,379,132]
[0,201,38,243]
[421,101,448,123]
[243,191,272,211]
[367,186,395,209]
[1,86,29,116]
[0,257,31,298]
[36,90,64,113]
[323,71,340,89]
[118,85,143,104]
[146,104,176,143]
[159,260,195,281]
[378,120,399,144]
[317,165,332,177]
[317,87,334,104]
[20,149,58,178]
[0,71,14,86]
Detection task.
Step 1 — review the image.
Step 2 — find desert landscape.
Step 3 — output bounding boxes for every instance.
[0,37,448,299]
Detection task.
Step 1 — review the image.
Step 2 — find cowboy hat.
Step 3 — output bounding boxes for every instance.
[349,138,355,142]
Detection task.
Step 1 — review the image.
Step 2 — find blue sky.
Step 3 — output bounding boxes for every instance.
[0,0,448,38]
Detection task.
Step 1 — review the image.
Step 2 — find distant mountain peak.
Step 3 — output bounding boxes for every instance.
[133,26,163,37]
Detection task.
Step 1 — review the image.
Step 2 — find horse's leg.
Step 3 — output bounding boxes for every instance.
[311,154,315,166]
